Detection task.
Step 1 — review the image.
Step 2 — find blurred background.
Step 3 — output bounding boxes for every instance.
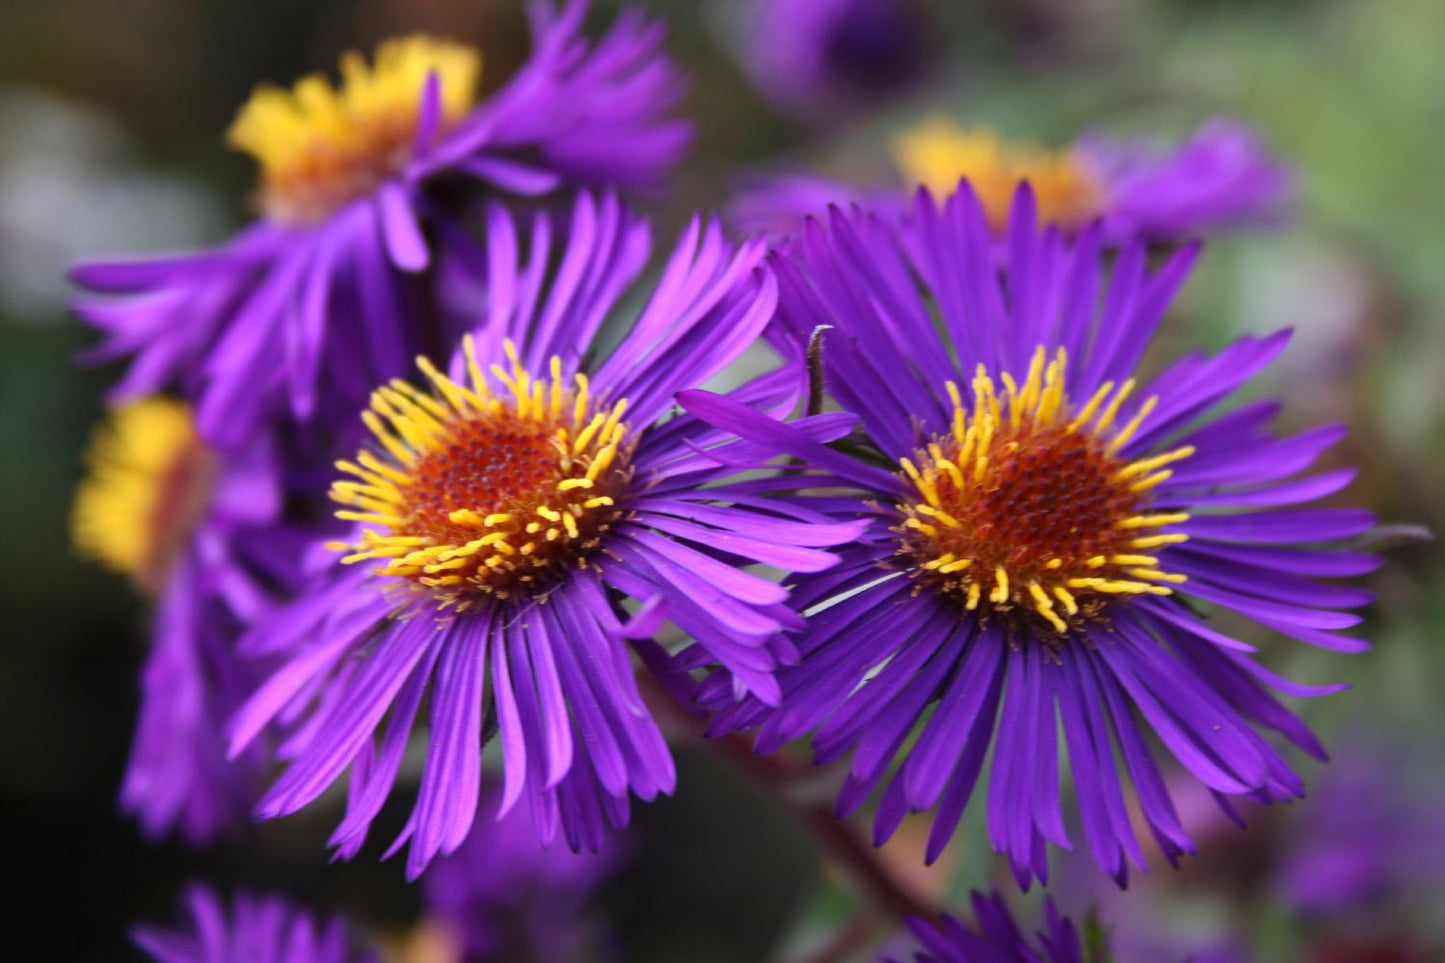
[1,0,1441,958]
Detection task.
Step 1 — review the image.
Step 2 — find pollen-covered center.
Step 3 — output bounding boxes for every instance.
[227,35,481,225]
[73,397,215,594]
[891,117,1103,232]
[894,347,1193,634]
[332,337,633,607]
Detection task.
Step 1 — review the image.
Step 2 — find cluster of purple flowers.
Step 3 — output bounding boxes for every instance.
[69,0,1383,959]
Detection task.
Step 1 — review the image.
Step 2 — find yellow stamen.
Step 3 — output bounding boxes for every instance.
[1117,512,1190,529]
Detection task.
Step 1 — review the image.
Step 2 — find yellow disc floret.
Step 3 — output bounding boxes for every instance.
[332,337,634,609]
[891,117,1103,232]
[894,347,1193,634]
[227,35,481,224]
[73,397,214,593]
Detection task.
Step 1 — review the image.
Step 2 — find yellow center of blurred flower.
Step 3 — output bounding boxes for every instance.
[891,117,1103,232]
[227,35,481,224]
[391,917,464,963]
[73,398,215,594]
[332,337,634,609]
[894,347,1192,633]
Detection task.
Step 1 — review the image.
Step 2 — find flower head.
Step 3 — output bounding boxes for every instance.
[730,116,1291,245]
[1273,739,1445,915]
[73,398,214,594]
[419,786,621,961]
[1077,118,1294,242]
[228,36,481,225]
[892,121,1102,233]
[886,892,1091,963]
[133,886,372,963]
[74,398,290,843]
[72,1,690,450]
[228,192,864,878]
[727,0,925,122]
[686,185,1375,887]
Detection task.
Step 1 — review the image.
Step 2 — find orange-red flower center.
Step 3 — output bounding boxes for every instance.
[894,348,1193,633]
[333,340,634,607]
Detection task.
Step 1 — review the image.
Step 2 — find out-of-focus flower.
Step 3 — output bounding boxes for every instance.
[884,892,1092,963]
[718,0,925,123]
[73,397,295,843]
[892,121,1104,234]
[227,192,866,878]
[133,886,374,963]
[1069,120,1294,242]
[730,117,1291,244]
[687,184,1375,887]
[1108,932,1248,963]
[1059,736,1445,958]
[1279,742,1445,914]
[72,1,690,451]
[727,172,899,249]
[414,787,622,962]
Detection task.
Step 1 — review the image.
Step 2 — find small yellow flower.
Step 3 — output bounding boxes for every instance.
[892,117,1103,232]
[227,35,481,224]
[73,398,214,593]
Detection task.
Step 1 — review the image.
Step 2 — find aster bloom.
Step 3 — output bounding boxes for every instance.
[72,0,689,451]
[420,785,621,961]
[730,116,1291,244]
[133,886,373,963]
[685,186,1375,887]
[1277,742,1445,913]
[724,0,924,122]
[228,192,865,878]
[73,397,291,843]
[885,893,1090,963]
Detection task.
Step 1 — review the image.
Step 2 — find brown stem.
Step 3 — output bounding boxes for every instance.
[805,324,833,417]
[793,911,879,963]
[793,796,935,925]
[639,675,939,934]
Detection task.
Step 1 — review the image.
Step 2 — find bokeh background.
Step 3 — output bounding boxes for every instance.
[2,0,1441,958]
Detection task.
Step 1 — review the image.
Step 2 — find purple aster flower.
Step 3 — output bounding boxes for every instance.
[1075,119,1294,242]
[1280,750,1405,913]
[72,0,689,451]
[728,173,900,252]
[227,192,867,878]
[419,784,621,961]
[133,886,373,963]
[721,0,925,122]
[683,185,1376,888]
[1277,741,1445,914]
[1106,930,1246,963]
[885,892,1090,963]
[730,117,1291,244]
[73,397,295,844]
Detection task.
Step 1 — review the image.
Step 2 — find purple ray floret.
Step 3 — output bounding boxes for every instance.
[133,886,373,963]
[886,892,1088,963]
